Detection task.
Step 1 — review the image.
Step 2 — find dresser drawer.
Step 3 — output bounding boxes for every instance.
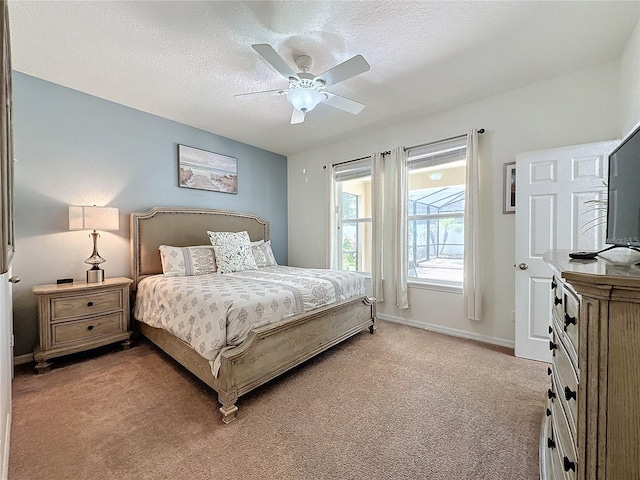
[551,394,577,480]
[552,276,564,326]
[52,312,124,345]
[561,287,579,364]
[552,334,578,440]
[51,289,123,321]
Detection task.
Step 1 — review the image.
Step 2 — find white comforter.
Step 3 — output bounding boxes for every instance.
[134,266,366,376]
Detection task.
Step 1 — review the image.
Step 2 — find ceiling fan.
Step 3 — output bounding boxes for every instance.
[236,44,370,124]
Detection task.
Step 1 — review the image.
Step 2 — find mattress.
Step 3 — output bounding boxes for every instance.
[134,266,366,375]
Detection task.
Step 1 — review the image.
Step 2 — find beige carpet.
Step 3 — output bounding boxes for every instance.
[9,320,547,480]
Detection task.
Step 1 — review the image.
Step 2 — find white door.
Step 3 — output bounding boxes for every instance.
[514,140,618,362]
[0,268,14,479]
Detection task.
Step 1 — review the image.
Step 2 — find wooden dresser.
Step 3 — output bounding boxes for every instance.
[33,277,133,373]
[542,251,640,480]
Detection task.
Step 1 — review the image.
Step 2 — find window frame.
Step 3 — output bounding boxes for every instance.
[406,140,467,289]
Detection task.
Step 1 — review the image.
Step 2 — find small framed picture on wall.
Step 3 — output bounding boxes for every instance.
[503,162,516,214]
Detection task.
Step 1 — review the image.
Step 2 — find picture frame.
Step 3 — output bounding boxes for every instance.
[503,162,516,214]
[178,144,238,194]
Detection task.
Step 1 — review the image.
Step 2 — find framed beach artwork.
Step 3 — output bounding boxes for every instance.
[503,162,516,214]
[178,145,238,194]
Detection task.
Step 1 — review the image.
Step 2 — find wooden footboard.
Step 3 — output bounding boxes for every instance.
[137,295,375,423]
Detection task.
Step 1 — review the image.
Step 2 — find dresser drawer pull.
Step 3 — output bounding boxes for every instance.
[547,389,556,400]
[549,341,557,351]
[547,367,552,375]
[87,302,94,307]
[564,313,576,329]
[87,325,94,331]
[547,438,555,449]
[551,279,557,290]
[554,296,562,306]
[563,457,576,472]
[546,408,551,417]
[548,326,553,334]
[564,386,576,401]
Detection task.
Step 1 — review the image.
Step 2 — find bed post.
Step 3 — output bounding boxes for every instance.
[218,388,239,424]
[365,297,376,333]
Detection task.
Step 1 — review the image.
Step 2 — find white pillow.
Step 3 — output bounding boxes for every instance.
[252,240,277,267]
[159,245,217,276]
[207,230,257,273]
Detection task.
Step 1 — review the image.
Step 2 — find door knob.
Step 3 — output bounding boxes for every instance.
[8,276,20,283]
[518,263,528,270]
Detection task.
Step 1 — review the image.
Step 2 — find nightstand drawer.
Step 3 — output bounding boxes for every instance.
[52,312,123,344]
[51,290,123,321]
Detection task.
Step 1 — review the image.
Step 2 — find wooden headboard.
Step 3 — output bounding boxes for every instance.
[130,207,269,289]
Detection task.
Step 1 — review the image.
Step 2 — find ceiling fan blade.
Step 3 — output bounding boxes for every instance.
[291,108,306,124]
[252,44,298,80]
[234,89,285,98]
[323,92,365,115]
[315,55,370,87]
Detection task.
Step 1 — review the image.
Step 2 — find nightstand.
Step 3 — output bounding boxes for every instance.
[32,277,133,373]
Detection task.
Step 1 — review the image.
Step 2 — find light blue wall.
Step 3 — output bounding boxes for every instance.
[11,72,288,356]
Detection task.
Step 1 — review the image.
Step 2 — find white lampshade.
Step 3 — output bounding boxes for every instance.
[69,205,119,231]
[286,87,324,112]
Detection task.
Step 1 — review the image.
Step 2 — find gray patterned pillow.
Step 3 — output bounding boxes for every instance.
[208,230,258,273]
[159,245,217,276]
[252,240,277,267]
[207,230,250,246]
[212,243,257,273]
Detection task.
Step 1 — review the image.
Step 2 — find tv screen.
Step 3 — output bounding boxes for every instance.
[606,124,640,247]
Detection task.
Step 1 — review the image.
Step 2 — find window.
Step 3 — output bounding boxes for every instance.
[333,158,372,273]
[407,138,467,286]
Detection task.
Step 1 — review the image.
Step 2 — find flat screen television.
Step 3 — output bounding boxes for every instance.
[606,123,640,248]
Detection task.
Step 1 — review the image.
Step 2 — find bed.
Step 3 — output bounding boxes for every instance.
[130,207,376,423]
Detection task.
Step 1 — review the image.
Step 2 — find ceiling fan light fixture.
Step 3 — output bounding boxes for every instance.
[286,87,324,112]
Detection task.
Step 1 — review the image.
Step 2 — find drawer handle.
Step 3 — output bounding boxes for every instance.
[548,326,553,335]
[87,302,94,307]
[546,408,551,417]
[563,457,576,472]
[554,296,562,306]
[551,279,557,290]
[87,325,94,331]
[549,341,557,351]
[564,386,576,401]
[547,367,552,375]
[548,389,556,400]
[547,438,555,449]
[564,313,577,329]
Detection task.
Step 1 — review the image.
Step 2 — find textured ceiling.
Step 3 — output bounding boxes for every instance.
[8,1,640,156]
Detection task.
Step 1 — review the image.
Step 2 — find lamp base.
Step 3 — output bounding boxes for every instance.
[86,267,104,283]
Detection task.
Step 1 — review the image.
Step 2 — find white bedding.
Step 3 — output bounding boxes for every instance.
[134,266,366,376]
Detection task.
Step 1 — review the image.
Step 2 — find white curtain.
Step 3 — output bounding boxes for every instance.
[371,152,384,302]
[393,146,409,309]
[463,130,482,321]
[326,166,337,269]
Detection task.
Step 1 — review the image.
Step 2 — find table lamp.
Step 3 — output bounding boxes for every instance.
[69,205,119,283]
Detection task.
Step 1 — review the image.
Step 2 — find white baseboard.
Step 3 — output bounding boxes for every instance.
[377,313,515,349]
[2,411,9,480]
[13,353,33,366]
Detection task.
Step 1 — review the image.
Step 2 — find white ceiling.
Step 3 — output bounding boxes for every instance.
[8,1,640,156]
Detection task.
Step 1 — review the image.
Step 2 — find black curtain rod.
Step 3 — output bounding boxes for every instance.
[328,129,484,168]
[404,128,485,152]
[331,155,372,168]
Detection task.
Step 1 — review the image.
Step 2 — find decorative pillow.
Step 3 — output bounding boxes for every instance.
[159,245,217,276]
[250,239,265,247]
[212,243,257,274]
[207,230,250,247]
[207,230,258,273]
[252,240,278,267]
